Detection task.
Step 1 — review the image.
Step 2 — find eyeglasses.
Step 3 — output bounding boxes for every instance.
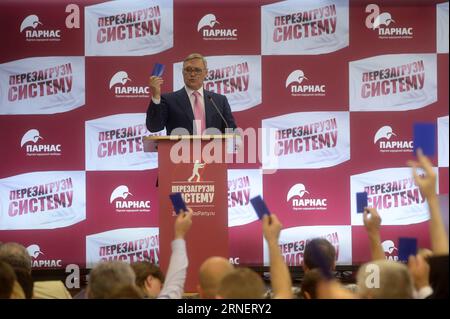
[183,67,204,75]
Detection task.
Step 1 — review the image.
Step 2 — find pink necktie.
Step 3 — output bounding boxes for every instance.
[192,91,205,135]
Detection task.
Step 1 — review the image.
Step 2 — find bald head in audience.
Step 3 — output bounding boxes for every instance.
[198,257,234,299]
[357,260,414,299]
[217,267,266,299]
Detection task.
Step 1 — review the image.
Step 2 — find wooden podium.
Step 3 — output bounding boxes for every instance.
[144,135,235,292]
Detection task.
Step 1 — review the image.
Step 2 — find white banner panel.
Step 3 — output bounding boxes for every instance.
[86,227,159,268]
[350,167,439,225]
[85,0,173,56]
[438,115,449,167]
[0,171,86,230]
[262,112,350,169]
[261,0,349,55]
[227,169,262,227]
[0,57,85,115]
[437,2,449,54]
[349,54,437,111]
[263,225,352,266]
[85,113,164,171]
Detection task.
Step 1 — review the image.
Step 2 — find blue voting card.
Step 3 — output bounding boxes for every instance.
[413,123,436,156]
[169,192,187,215]
[151,63,165,77]
[356,192,368,214]
[398,237,418,263]
[250,196,271,220]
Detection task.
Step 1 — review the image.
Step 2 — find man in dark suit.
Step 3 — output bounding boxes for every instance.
[146,53,237,135]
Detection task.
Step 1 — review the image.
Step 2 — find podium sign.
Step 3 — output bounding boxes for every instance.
[148,136,231,292]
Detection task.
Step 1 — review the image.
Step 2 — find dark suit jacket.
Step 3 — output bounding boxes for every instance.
[146,88,237,135]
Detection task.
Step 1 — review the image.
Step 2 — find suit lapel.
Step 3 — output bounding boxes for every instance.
[175,88,194,122]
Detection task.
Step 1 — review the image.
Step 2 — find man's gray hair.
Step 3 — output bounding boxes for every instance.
[0,242,32,273]
[356,260,414,299]
[183,53,207,69]
[88,261,136,299]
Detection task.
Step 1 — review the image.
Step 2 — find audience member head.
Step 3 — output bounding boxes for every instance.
[131,261,165,298]
[87,261,136,299]
[301,268,326,299]
[14,267,34,299]
[217,268,265,299]
[303,238,336,272]
[357,260,414,299]
[107,284,145,299]
[0,242,32,273]
[0,261,16,299]
[198,256,234,299]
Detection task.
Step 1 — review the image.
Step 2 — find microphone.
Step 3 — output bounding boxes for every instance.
[207,94,240,153]
[207,94,229,130]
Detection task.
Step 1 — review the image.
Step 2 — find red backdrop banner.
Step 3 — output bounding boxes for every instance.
[0,0,448,271]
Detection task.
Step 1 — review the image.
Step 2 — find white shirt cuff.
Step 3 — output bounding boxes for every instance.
[414,286,433,299]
